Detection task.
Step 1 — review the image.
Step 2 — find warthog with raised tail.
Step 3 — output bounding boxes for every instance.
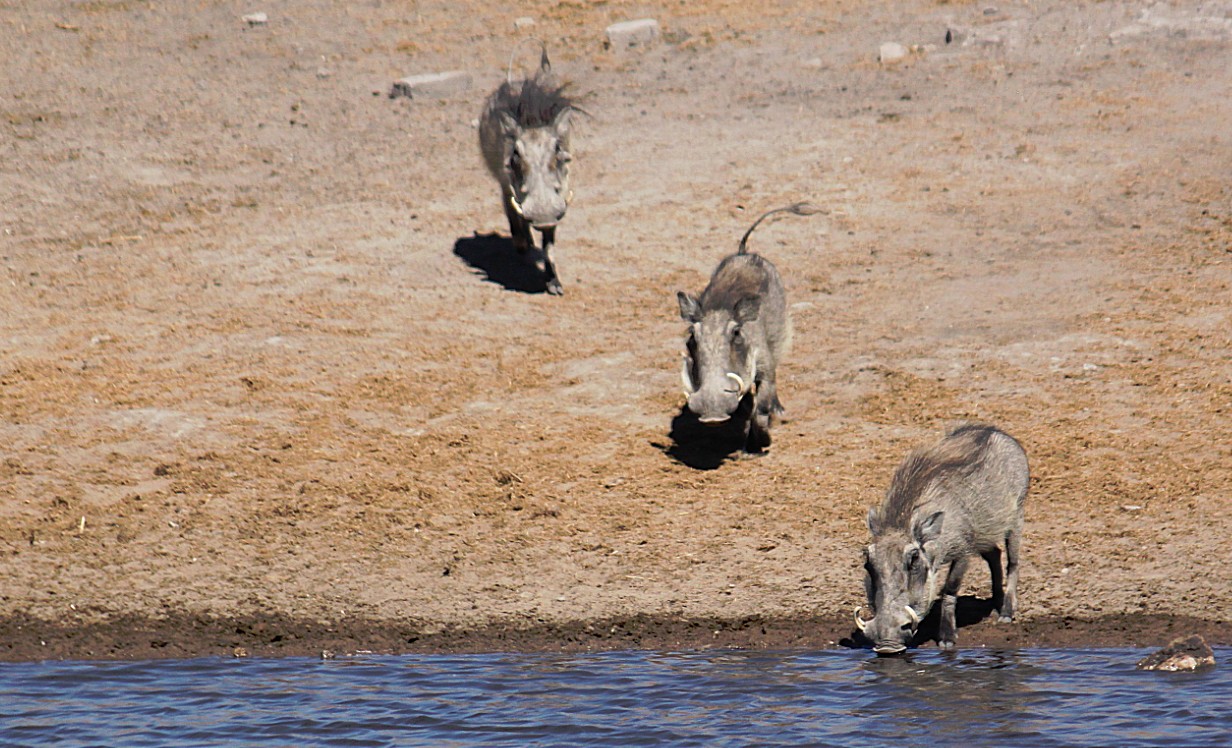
[856,423,1029,654]
[676,203,818,455]
[478,48,578,295]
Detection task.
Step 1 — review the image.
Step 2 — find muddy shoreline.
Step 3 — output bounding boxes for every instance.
[3,613,1229,663]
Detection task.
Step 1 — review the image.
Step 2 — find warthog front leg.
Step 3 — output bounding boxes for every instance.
[938,555,969,649]
[503,187,534,255]
[743,379,775,455]
[539,226,562,295]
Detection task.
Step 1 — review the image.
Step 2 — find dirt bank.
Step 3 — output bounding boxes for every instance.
[1,0,1230,662]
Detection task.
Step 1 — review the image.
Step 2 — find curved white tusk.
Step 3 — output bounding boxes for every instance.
[509,193,525,217]
[565,189,575,205]
[726,372,746,394]
[854,606,871,633]
[681,355,696,394]
[904,605,920,629]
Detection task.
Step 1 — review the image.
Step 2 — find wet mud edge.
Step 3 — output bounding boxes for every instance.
[1,613,1229,663]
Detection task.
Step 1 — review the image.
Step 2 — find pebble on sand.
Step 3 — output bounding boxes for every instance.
[879,41,910,64]
[389,71,473,100]
[606,19,661,50]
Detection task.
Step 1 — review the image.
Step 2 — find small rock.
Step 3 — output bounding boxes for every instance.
[605,19,660,50]
[242,12,267,26]
[389,71,473,100]
[232,646,249,658]
[878,42,910,64]
[514,16,536,31]
[1136,635,1216,672]
[320,649,335,660]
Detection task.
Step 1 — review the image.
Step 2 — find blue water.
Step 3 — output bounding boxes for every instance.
[1,648,1228,746]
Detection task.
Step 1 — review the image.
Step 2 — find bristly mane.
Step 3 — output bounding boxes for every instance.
[875,423,998,531]
[492,71,576,129]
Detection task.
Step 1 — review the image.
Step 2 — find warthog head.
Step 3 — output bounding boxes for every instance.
[676,292,760,423]
[855,509,945,655]
[493,82,573,230]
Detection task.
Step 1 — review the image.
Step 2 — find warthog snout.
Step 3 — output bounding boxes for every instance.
[506,134,572,229]
[682,354,749,423]
[856,604,920,656]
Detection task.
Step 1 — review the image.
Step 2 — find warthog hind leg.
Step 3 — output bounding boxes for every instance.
[1000,526,1022,622]
[982,546,1005,620]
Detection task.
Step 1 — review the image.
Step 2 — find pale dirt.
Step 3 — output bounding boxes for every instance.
[1,0,1230,660]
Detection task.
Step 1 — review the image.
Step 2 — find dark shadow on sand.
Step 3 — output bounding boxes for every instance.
[453,232,546,294]
[660,400,755,470]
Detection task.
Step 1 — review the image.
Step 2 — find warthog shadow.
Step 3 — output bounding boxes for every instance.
[453,232,548,294]
[661,397,757,470]
[842,594,1001,650]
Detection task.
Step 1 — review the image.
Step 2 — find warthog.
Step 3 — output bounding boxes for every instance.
[855,423,1029,654]
[478,48,577,295]
[676,203,818,455]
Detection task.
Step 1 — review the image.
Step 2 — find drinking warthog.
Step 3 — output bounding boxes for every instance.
[855,423,1029,654]
[676,203,818,455]
[478,49,577,295]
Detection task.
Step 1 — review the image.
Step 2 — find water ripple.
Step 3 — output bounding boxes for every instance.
[0,647,1228,746]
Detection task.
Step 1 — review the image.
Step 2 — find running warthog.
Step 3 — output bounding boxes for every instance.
[478,49,577,295]
[676,203,818,455]
[855,424,1029,654]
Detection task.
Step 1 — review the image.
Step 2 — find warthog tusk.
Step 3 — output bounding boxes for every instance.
[854,607,871,633]
[726,372,746,394]
[509,193,525,217]
[681,355,696,395]
[904,605,920,629]
[566,189,575,205]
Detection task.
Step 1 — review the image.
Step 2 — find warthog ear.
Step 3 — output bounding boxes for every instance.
[677,292,701,323]
[866,507,882,535]
[912,510,945,546]
[734,296,761,324]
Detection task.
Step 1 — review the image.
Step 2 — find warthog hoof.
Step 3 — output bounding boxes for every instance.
[546,278,563,296]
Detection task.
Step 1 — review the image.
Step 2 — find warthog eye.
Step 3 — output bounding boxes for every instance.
[905,547,921,570]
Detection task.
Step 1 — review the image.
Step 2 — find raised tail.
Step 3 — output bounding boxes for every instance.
[738,201,823,254]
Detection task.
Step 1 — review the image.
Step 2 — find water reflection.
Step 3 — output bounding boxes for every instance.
[0,648,1229,747]
[857,650,1046,741]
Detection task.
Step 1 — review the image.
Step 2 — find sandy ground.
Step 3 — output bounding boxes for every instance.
[1,0,1230,661]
